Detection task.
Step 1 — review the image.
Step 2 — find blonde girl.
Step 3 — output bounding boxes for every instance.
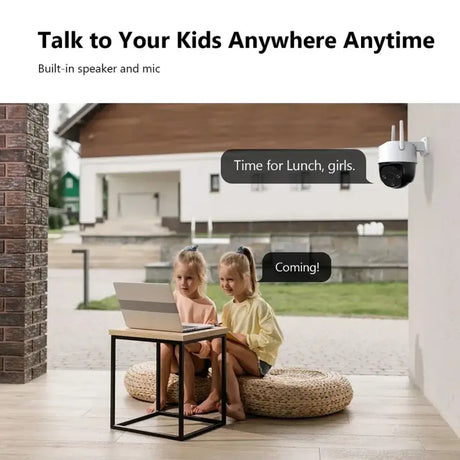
[195,246,283,420]
[147,245,217,416]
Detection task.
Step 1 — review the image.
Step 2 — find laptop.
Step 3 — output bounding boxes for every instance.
[113,282,214,333]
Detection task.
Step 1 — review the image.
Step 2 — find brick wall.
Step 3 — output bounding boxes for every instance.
[0,104,48,383]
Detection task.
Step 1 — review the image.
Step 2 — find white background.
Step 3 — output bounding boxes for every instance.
[3,0,460,436]
[1,0,458,103]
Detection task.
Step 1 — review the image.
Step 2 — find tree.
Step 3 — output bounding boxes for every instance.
[49,146,65,208]
[48,103,70,208]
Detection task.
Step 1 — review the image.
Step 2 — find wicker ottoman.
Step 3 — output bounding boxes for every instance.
[239,368,353,418]
[124,361,212,404]
[124,362,353,418]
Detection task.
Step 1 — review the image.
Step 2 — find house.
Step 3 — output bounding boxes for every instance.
[60,171,79,219]
[56,103,408,233]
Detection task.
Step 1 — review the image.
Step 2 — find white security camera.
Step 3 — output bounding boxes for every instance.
[378,120,429,188]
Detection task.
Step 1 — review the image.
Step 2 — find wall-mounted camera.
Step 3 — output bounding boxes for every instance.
[378,120,429,188]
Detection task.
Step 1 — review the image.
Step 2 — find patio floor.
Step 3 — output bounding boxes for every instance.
[1,370,459,459]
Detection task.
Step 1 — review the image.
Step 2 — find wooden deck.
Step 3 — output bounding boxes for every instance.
[0,371,459,459]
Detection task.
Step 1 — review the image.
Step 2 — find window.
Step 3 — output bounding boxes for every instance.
[250,174,265,191]
[210,174,220,192]
[66,177,73,189]
[290,172,310,191]
[300,172,311,190]
[340,171,351,190]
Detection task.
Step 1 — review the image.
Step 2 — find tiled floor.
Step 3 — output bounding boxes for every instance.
[1,371,459,459]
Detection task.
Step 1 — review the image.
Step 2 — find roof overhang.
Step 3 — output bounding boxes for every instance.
[55,103,105,143]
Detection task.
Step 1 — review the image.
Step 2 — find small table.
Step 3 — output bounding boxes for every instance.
[109,327,228,441]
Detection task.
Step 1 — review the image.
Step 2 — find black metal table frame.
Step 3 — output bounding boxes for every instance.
[110,333,227,441]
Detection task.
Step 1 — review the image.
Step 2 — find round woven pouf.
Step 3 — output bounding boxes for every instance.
[124,363,353,418]
[124,361,211,404]
[239,368,353,418]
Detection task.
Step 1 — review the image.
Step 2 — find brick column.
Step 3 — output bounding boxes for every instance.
[0,104,48,383]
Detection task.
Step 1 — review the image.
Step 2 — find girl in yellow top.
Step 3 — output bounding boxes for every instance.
[147,245,217,416]
[195,246,283,420]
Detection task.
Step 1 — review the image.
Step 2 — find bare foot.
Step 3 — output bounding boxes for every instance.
[194,394,220,414]
[184,401,197,416]
[146,398,166,414]
[219,402,246,421]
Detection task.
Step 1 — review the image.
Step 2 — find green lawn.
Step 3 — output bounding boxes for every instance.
[78,282,408,318]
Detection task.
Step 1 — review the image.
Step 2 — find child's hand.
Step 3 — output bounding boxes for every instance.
[185,343,201,354]
[230,332,247,346]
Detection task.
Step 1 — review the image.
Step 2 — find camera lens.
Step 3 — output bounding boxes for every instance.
[380,165,403,188]
[379,163,416,188]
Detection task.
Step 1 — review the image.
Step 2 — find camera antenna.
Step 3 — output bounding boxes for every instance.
[399,120,405,150]
[391,124,396,141]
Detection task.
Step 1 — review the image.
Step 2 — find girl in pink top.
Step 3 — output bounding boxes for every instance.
[147,245,217,416]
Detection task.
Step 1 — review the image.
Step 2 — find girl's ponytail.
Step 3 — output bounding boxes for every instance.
[240,246,258,296]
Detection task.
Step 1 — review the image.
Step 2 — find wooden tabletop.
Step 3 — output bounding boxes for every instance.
[109,326,228,342]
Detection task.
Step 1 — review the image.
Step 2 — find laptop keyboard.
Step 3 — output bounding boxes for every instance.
[182,324,213,333]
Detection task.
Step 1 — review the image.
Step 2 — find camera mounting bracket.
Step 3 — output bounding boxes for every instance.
[390,120,429,157]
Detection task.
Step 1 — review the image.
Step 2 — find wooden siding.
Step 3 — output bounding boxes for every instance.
[79,104,407,158]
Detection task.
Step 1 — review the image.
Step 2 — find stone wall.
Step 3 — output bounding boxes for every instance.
[145,234,408,283]
[0,104,48,383]
[161,217,408,234]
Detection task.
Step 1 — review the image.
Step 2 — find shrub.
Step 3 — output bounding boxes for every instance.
[48,215,57,229]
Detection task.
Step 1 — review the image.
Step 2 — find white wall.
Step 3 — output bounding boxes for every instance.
[408,104,460,436]
[79,168,97,224]
[80,149,407,224]
[181,148,407,222]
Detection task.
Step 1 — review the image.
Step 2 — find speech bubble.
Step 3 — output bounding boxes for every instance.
[260,252,331,283]
[221,149,371,184]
